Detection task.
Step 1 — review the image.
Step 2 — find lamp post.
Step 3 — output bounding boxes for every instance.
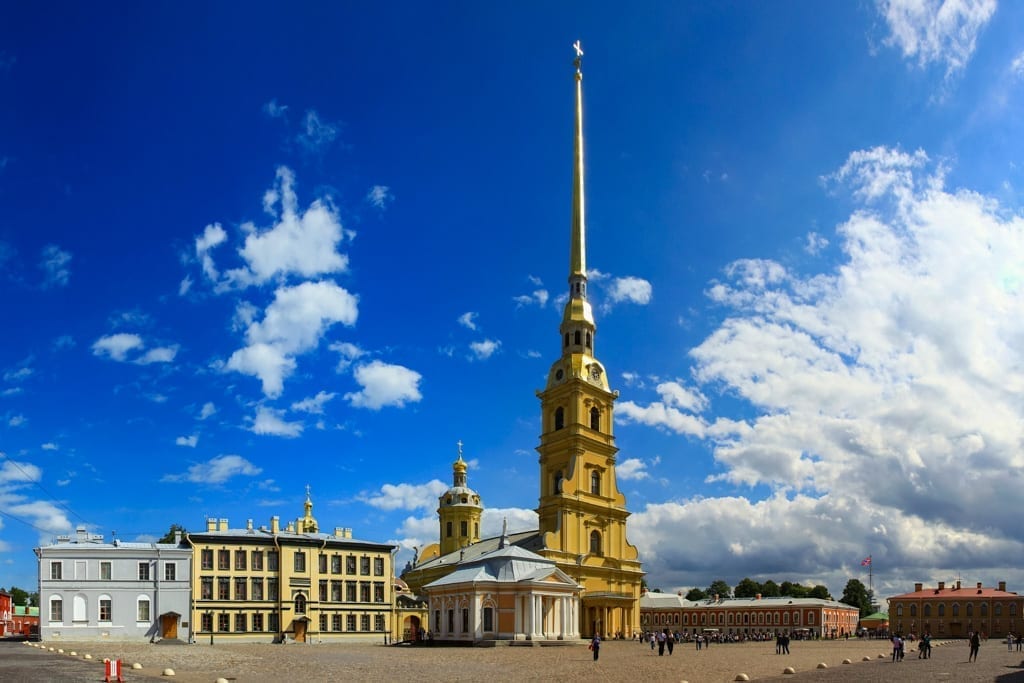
[207,611,213,645]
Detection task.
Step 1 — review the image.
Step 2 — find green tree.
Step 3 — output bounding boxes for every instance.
[781,581,809,598]
[685,587,707,601]
[158,524,188,544]
[734,577,762,598]
[808,584,832,600]
[706,579,732,600]
[840,578,873,617]
[3,586,32,606]
[760,580,780,597]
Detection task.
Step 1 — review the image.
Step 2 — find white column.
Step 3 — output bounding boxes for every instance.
[514,594,522,638]
[525,594,534,639]
[474,595,483,640]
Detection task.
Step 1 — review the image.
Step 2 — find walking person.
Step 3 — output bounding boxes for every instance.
[590,633,601,661]
[1008,633,1014,652]
[657,629,666,656]
[666,629,675,655]
[969,630,981,662]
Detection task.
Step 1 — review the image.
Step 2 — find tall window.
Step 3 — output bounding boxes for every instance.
[164,563,176,581]
[554,407,565,430]
[586,331,592,348]
[50,597,63,622]
[268,578,278,601]
[235,613,246,632]
[319,554,328,573]
[251,550,263,571]
[331,581,342,601]
[268,551,279,571]
[589,530,601,555]
[347,614,357,631]
[448,609,454,633]
[201,577,213,599]
[483,607,494,631]
[966,604,973,617]
[235,551,247,571]
[319,580,328,602]
[346,582,357,602]
[590,407,600,430]
[201,613,213,632]
[269,613,279,633]
[374,558,384,576]
[251,578,264,601]
[253,613,264,632]
[924,604,932,617]
[374,582,385,602]
[218,613,230,632]
[460,521,468,537]
[295,594,306,615]
[375,614,385,632]
[294,551,306,572]
[50,561,62,580]
[234,577,247,600]
[360,614,370,631]
[590,471,601,495]
[574,330,581,345]
[332,556,342,574]
[910,605,917,617]
[346,556,356,574]
[218,550,230,570]
[100,562,111,580]
[98,597,112,622]
[137,597,150,622]
[360,582,371,602]
[462,608,469,633]
[361,557,371,575]
[218,578,230,600]
[446,521,453,537]
[138,562,150,581]
[938,604,946,617]
[201,549,213,570]
[332,614,342,631]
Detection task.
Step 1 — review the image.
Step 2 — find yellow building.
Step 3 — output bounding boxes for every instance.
[186,492,396,643]
[888,580,1024,638]
[403,43,644,640]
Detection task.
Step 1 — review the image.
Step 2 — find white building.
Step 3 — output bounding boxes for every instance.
[36,527,192,642]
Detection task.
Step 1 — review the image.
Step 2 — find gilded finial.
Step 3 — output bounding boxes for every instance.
[457,439,463,458]
[305,484,311,500]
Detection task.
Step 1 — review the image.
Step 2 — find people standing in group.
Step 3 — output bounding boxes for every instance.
[969,630,981,662]
[590,633,601,661]
[649,631,656,651]
[919,632,931,659]
[1008,633,1015,652]
[891,634,903,662]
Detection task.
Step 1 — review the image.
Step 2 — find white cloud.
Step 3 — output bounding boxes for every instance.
[626,145,1024,590]
[469,339,501,361]
[39,244,71,288]
[457,312,478,331]
[195,223,227,281]
[329,341,365,373]
[226,281,358,397]
[7,414,26,427]
[361,480,448,511]
[513,290,549,307]
[345,360,423,410]
[249,406,303,437]
[804,231,829,255]
[162,454,262,485]
[40,443,58,451]
[199,402,216,420]
[617,457,650,481]
[291,391,336,414]
[91,333,177,365]
[606,276,653,307]
[298,110,339,152]
[876,0,996,78]
[263,98,288,118]
[366,185,393,209]
[178,275,192,296]
[175,435,199,448]
[3,366,32,383]
[480,507,539,537]
[1013,51,1024,78]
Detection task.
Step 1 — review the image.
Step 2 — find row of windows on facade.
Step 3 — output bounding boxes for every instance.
[198,612,386,634]
[432,607,495,634]
[894,620,1008,634]
[894,603,1018,618]
[199,577,386,603]
[642,610,828,627]
[48,595,151,623]
[553,470,604,496]
[552,406,602,431]
[199,549,385,576]
[444,521,479,538]
[49,561,177,582]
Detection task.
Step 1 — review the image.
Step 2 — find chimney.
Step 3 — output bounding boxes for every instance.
[218,518,229,532]
[271,516,280,533]
[977,582,983,590]
[956,580,961,590]
[76,526,88,542]
[206,518,216,532]
[999,581,1007,592]
[938,581,945,590]
[246,519,254,531]
[714,593,719,602]
[756,593,762,600]
[914,583,923,592]
[174,530,182,545]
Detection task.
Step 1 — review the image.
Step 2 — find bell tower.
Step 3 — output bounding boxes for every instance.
[535,41,643,638]
[437,441,483,556]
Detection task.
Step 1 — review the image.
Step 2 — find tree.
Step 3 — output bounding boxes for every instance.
[780,581,809,598]
[734,577,762,598]
[158,524,188,544]
[808,584,832,600]
[2,586,32,606]
[760,580,780,597]
[685,587,707,601]
[840,578,873,617]
[706,579,731,599]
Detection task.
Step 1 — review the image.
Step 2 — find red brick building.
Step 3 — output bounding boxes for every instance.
[0,590,11,637]
[887,581,1024,638]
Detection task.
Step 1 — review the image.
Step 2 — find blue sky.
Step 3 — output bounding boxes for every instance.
[3,1,1024,599]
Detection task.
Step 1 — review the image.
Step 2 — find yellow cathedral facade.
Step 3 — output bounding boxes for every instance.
[402,43,644,640]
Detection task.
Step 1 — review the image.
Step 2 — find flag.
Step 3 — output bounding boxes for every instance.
[861,556,872,566]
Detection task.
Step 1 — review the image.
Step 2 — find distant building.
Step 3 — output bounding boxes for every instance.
[0,589,11,636]
[12,605,39,638]
[186,492,396,643]
[640,591,860,638]
[35,526,192,642]
[887,580,1023,638]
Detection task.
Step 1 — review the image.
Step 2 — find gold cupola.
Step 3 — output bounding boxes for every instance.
[437,440,482,555]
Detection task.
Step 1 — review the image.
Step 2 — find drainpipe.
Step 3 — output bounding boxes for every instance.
[184,533,196,644]
[274,533,283,642]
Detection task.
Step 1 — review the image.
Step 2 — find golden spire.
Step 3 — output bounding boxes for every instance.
[570,40,587,289]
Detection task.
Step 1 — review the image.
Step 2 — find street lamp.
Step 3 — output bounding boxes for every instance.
[207,611,214,645]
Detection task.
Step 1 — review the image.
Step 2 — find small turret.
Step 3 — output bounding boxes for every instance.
[437,440,483,556]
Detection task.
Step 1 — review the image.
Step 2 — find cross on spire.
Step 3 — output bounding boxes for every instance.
[457,439,463,458]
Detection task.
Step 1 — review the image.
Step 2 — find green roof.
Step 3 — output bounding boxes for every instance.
[861,611,888,621]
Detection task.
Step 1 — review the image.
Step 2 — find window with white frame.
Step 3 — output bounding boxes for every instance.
[49,597,63,622]
[138,597,150,622]
[100,561,112,580]
[98,596,112,622]
[50,561,62,580]
[164,562,176,581]
[138,562,150,581]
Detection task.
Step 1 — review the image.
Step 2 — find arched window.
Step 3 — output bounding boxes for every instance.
[952,604,959,617]
[586,332,592,348]
[574,331,581,345]
[783,612,789,625]
[590,407,600,430]
[49,596,63,622]
[137,596,151,622]
[728,613,734,625]
[474,522,479,537]
[554,407,564,430]
[980,603,988,617]
[295,594,307,614]
[808,613,815,625]
[966,604,973,617]
[553,471,563,493]
[73,594,87,622]
[793,611,800,625]
[995,604,1003,616]
[896,605,903,617]
[589,530,601,555]
[590,471,600,495]
[924,604,931,617]
[743,613,749,624]
[564,333,569,348]
[910,605,917,617]
[774,612,781,625]
[938,604,946,617]
[445,521,452,537]
[1011,603,1018,616]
